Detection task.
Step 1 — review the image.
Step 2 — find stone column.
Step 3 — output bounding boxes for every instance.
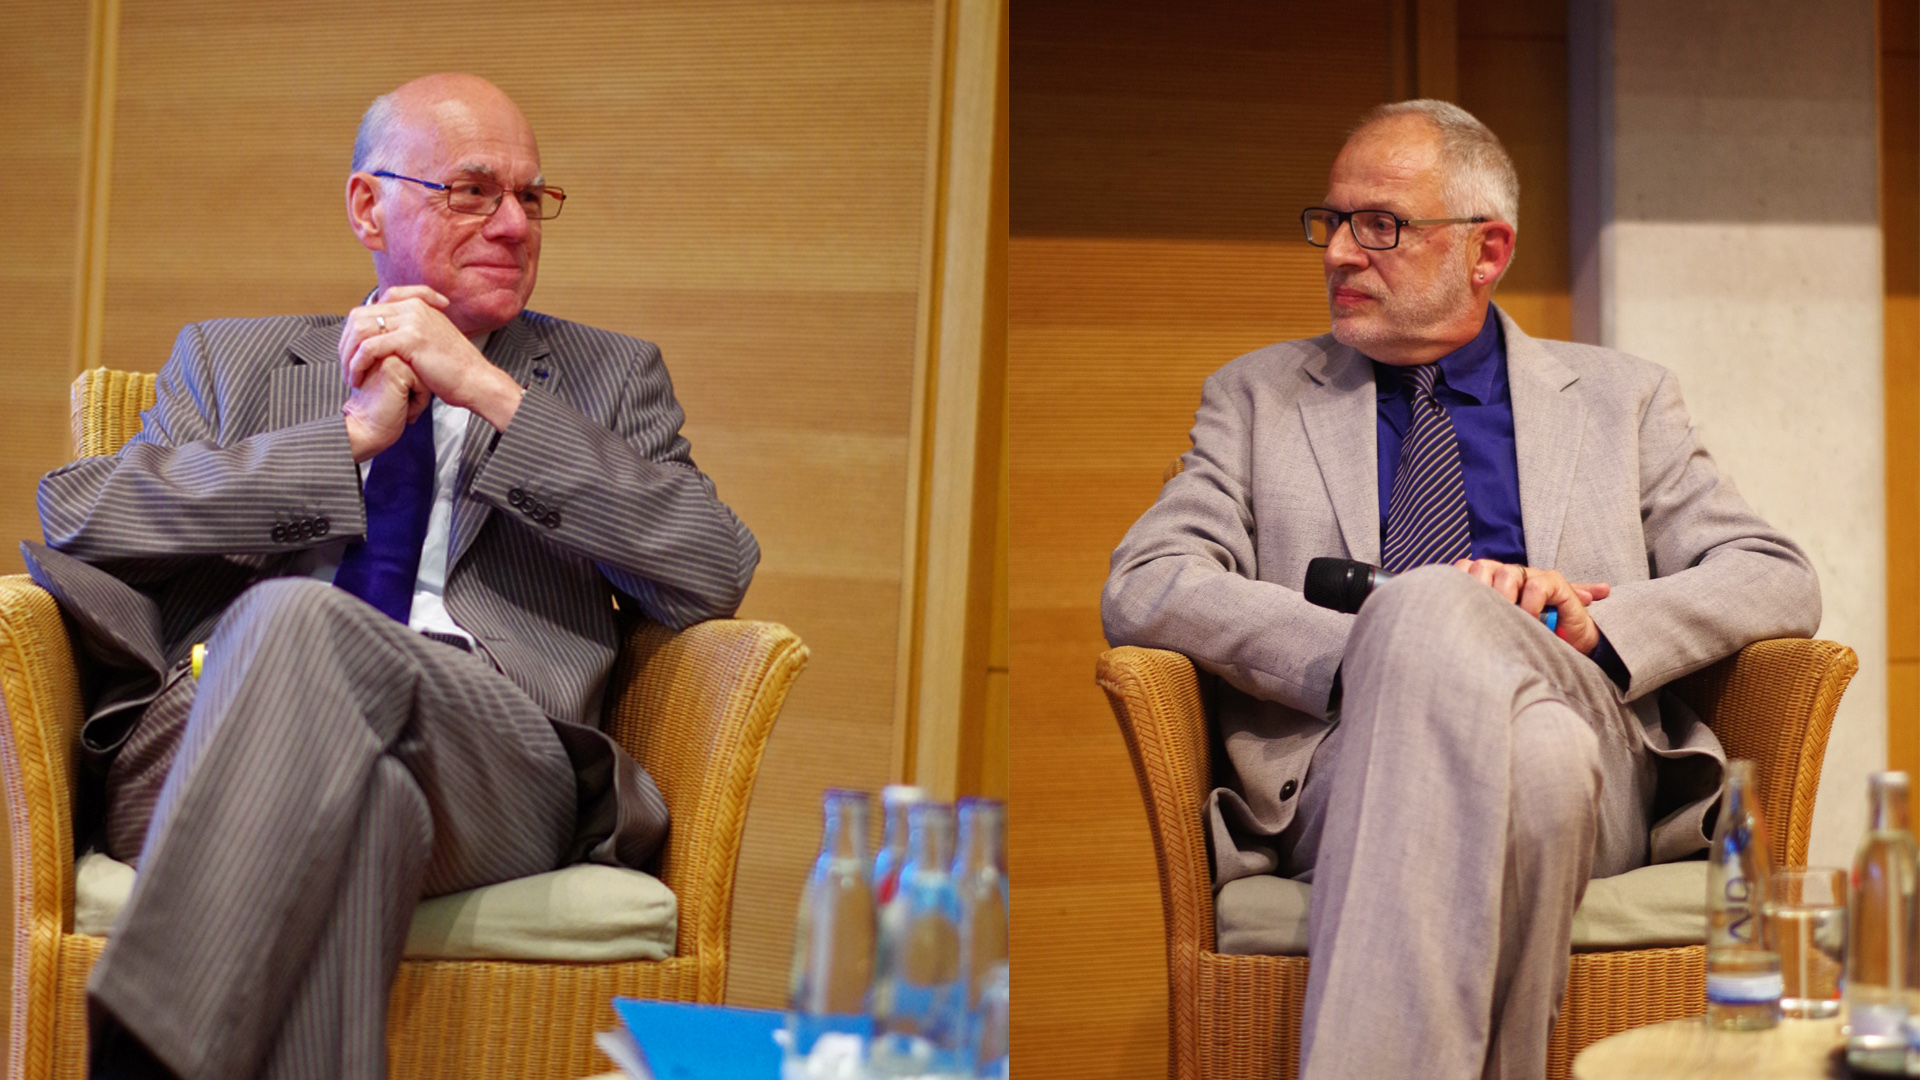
[1569,0,1884,864]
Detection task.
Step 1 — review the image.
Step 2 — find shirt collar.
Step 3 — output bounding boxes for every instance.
[1374,305,1504,404]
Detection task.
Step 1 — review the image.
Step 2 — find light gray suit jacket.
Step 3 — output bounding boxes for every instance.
[25,310,759,869]
[1102,308,1821,883]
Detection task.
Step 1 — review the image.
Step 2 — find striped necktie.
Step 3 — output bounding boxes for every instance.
[1381,363,1472,572]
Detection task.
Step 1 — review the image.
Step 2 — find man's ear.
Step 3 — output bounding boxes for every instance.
[1470,221,1516,285]
[346,174,385,253]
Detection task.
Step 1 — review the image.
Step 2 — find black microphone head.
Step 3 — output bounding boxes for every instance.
[1304,557,1389,614]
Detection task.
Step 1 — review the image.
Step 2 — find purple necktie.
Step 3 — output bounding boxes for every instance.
[1381,364,1472,572]
[333,407,435,622]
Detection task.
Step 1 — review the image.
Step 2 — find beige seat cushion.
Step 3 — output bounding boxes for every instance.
[75,852,677,962]
[1215,860,1707,956]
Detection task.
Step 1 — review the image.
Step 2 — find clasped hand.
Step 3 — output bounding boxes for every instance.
[1451,559,1610,655]
[338,286,521,462]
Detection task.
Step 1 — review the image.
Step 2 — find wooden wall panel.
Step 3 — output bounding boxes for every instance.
[1460,0,1571,340]
[1009,3,1572,1076]
[1882,0,1919,776]
[0,3,92,575]
[0,3,94,1064]
[37,0,940,1018]
[1010,5,1392,1076]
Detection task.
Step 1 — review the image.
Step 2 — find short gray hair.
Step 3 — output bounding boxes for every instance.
[1355,99,1519,232]
[352,91,401,173]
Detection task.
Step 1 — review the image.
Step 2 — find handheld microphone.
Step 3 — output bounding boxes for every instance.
[1302,557,1558,631]
[1303,557,1395,615]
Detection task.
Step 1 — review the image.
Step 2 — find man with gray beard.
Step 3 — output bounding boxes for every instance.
[1101,100,1819,1079]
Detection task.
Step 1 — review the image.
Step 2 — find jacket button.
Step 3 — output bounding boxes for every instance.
[271,524,287,543]
[315,517,330,537]
[544,510,561,528]
[1280,779,1298,801]
[508,488,526,507]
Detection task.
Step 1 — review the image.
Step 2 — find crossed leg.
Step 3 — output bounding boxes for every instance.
[90,578,579,1080]
[1284,567,1656,1080]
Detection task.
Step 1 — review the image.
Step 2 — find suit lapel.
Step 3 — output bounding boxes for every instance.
[448,315,548,570]
[1297,342,1381,564]
[269,322,350,430]
[1502,309,1584,569]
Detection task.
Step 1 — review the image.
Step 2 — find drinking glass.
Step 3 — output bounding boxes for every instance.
[1765,865,1847,1019]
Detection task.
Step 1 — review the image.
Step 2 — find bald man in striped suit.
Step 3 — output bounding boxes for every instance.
[25,74,757,1080]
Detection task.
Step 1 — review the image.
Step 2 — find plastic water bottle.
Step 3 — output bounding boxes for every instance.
[1849,772,1918,1072]
[954,797,1009,1076]
[870,801,966,1078]
[1706,759,1780,1029]
[784,790,876,1079]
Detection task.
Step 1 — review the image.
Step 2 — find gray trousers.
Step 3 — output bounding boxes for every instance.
[89,578,580,1080]
[1282,567,1657,1080]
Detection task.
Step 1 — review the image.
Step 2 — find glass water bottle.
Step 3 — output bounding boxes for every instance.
[954,797,1009,1077]
[1849,772,1918,1072]
[870,801,966,1078]
[785,790,876,1078]
[1707,759,1780,1029]
[872,785,928,1024]
[874,784,929,905]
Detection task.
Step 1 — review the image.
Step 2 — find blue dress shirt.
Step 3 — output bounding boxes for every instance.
[1373,306,1526,564]
[1369,306,1629,688]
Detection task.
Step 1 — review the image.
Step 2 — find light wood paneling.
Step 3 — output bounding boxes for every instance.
[0,3,92,577]
[1009,3,1571,1076]
[17,0,949,1019]
[900,0,1010,802]
[1883,0,1919,776]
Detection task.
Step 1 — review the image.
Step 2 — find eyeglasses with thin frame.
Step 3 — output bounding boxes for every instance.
[371,170,567,221]
[1300,207,1486,251]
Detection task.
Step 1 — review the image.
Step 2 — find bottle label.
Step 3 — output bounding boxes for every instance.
[1706,972,1783,1005]
[1857,1003,1908,1039]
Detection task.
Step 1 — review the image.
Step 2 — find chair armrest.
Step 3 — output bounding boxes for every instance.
[1669,638,1857,867]
[1097,646,1215,952]
[71,368,156,459]
[0,573,86,1077]
[602,618,807,969]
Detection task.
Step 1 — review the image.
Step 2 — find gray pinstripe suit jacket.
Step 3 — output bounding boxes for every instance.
[1102,308,1822,883]
[24,310,759,869]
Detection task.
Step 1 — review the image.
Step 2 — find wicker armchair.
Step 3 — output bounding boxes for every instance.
[0,368,810,1080]
[1097,637,1857,1080]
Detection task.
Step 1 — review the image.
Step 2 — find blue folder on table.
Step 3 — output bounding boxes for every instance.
[610,999,784,1079]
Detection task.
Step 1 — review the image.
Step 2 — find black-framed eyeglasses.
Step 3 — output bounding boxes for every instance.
[1300,206,1486,250]
[371,170,567,221]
